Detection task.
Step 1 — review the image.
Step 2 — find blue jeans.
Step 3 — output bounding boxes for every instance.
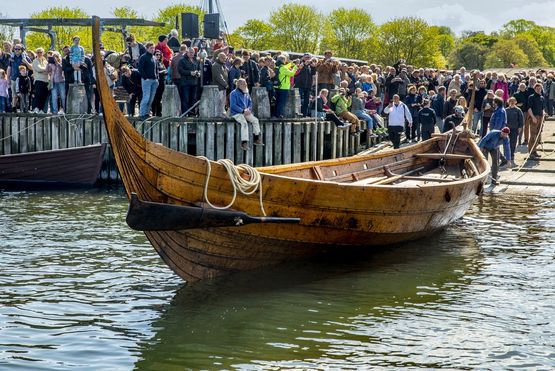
[51,82,66,113]
[472,111,482,133]
[275,89,289,117]
[140,79,159,117]
[354,110,374,129]
[0,96,7,112]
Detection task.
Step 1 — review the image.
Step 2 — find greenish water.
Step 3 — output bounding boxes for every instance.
[0,190,553,370]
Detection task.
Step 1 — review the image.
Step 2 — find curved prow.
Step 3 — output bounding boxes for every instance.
[92,16,147,198]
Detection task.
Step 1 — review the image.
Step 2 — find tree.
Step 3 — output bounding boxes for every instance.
[26,7,90,52]
[514,34,547,66]
[232,19,274,51]
[449,42,488,70]
[320,8,377,61]
[460,32,499,48]
[377,17,442,67]
[484,39,529,68]
[100,7,147,52]
[501,19,537,37]
[269,4,321,54]
[430,26,455,59]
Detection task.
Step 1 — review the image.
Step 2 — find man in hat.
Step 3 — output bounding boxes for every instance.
[478,127,511,185]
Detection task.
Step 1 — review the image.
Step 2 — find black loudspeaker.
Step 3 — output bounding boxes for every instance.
[181,13,199,39]
[203,13,220,39]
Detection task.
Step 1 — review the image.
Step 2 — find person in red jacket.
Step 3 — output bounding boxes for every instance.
[155,35,173,68]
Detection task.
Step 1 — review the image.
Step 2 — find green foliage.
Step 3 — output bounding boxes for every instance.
[320,8,377,61]
[484,39,529,68]
[501,19,537,37]
[100,7,144,52]
[461,32,499,47]
[514,34,547,66]
[26,7,90,52]
[377,17,443,68]
[448,42,488,70]
[430,26,455,58]
[232,19,274,51]
[269,3,321,54]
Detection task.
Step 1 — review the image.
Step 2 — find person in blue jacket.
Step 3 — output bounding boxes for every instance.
[478,127,511,185]
[230,78,264,151]
[488,97,509,166]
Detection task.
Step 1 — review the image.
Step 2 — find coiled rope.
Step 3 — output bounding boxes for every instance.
[199,157,266,216]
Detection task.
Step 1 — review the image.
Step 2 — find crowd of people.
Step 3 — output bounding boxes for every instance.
[0,32,553,156]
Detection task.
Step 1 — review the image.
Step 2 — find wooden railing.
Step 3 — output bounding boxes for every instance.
[0,113,381,183]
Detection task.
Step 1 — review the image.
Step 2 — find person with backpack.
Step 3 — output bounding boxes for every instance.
[273,55,297,118]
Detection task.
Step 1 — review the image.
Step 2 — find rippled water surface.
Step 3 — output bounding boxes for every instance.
[0,190,553,370]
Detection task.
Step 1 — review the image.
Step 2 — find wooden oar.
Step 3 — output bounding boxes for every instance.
[126,193,300,231]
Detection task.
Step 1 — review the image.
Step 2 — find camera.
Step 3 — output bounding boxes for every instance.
[48,56,55,64]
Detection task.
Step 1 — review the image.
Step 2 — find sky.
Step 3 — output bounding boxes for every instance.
[2,0,555,34]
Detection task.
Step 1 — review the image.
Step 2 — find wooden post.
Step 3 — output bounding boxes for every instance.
[331,125,337,159]
[311,122,318,161]
[206,121,215,160]
[225,122,235,162]
[283,121,292,164]
[293,122,301,164]
[196,122,205,156]
[43,116,52,150]
[160,120,170,147]
[216,122,225,160]
[84,118,93,145]
[51,117,60,149]
[36,116,44,151]
[170,121,179,151]
[179,122,188,153]
[11,117,19,153]
[274,122,282,165]
[264,121,273,166]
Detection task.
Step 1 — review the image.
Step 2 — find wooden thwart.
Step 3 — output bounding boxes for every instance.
[414,153,473,160]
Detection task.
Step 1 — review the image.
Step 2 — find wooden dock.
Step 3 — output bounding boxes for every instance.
[0,113,381,183]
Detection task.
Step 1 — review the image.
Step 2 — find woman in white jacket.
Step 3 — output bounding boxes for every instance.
[32,48,50,113]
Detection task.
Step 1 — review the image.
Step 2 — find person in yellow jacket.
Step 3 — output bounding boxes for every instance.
[274,55,297,118]
[331,88,361,135]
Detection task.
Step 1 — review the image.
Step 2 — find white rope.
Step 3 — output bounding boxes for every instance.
[199,156,266,216]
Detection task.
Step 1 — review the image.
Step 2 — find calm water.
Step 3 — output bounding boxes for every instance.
[0,189,553,370]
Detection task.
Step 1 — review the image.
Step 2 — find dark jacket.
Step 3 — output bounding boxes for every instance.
[16,74,32,94]
[240,58,260,87]
[211,59,228,91]
[122,69,142,95]
[228,66,241,90]
[418,107,437,129]
[167,36,181,53]
[127,42,146,66]
[202,58,213,86]
[442,114,464,133]
[443,98,457,119]
[80,57,96,86]
[527,93,545,116]
[138,52,158,80]
[506,106,524,131]
[62,55,75,84]
[294,63,314,89]
[474,88,487,112]
[431,94,444,117]
[178,56,201,86]
[514,90,529,112]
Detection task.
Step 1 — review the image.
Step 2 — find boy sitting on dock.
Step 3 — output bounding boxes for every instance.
[70,36,85,84]
[230,78,264,151]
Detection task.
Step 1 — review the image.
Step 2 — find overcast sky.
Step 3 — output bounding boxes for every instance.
[2,0,555,34]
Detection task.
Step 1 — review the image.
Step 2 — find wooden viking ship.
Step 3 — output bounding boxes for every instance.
[92,17,489,282]
[0,143,106,189]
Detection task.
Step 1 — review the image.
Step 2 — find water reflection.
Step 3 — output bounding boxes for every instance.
[134,230,483,370]
[0,191,553,370]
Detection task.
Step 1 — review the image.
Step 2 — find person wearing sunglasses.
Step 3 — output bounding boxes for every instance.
[6,44,31,111]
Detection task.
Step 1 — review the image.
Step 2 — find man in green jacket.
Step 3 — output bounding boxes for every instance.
[274,55,297,118]
[331,88,360,134]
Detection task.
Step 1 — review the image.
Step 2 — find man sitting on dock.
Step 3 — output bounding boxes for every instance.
[478,127,511,185]
[230,78,264,151]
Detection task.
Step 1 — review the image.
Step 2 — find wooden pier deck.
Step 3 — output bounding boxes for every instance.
[0,113,381,184]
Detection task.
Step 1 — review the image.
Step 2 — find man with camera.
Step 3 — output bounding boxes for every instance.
[178,47,201,116]
[294,53,315,117]
[138,42,159,119]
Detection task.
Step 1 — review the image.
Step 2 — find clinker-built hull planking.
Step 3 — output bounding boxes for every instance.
[92,17,489,281]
